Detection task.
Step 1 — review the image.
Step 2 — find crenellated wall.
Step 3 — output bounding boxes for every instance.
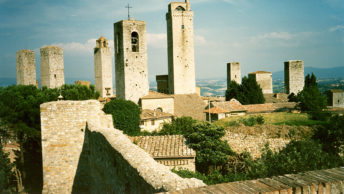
[40,100,205,194]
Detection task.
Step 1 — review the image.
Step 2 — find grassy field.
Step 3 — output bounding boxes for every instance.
[214,112,327,128]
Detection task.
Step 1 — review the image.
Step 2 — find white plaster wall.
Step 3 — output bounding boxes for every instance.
[141,117,172,132]
[141,98,175,115]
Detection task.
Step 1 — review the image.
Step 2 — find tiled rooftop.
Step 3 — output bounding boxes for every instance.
[211,99,247,113]
[164,167,344,194]
[130,135,196,158]
[204,107,229,114]
[141,90,174,99]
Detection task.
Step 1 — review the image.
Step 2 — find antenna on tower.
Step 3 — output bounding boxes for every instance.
[125,3,132,20]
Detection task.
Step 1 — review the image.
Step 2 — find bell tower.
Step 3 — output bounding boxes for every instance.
[166,0,196,94]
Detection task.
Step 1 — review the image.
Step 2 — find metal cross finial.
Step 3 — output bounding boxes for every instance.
[125,3,132,20]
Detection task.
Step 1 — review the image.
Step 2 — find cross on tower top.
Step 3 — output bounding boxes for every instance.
[125,3,132,20]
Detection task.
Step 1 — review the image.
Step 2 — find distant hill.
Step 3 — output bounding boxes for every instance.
[273,66,344,80]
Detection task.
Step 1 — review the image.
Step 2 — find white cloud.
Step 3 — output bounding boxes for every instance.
[329,25,344,32]
[41,38,114,55]
[195,35,207,45]
[146,33,167,48]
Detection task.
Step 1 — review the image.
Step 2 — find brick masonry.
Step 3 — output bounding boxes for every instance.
[40,100,205,193]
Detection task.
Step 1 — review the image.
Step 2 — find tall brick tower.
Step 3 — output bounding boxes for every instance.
[227,62,241,90]
[94,36,113,97]
[166,0,196,94]
[16,49,36,86]
[284,60,304,94]
[40,46,65,89]
[114,18,149,104]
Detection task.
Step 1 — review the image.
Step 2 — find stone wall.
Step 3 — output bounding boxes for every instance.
[114,19,149,104]
[284,60,304,94]
[40,100,205,193]
[16,49,36,86]
[227,62,241,87]
[94,36,113,97]
[223,131,290,159]
[40,46,65,89]
[167,2,196,94]
[249,72,273,94]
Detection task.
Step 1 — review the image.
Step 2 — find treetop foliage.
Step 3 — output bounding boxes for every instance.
[225,76,265,105]
[103,98,141,136]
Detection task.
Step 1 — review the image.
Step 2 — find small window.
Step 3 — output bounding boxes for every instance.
[115,33,120,55]
[175,6,185,11]
[151,120,155,125]
[131,32,139,52]
[54,74,56,78]
[181,25,184,29]
[140,121,144,125]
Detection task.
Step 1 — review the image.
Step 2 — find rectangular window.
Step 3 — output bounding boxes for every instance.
[151,120,155,125]
[181,25,184,29]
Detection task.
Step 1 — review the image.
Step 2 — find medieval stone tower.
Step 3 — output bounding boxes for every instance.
[40,46,65,89]
[166,0,196,94]
[227,62,241,90]
[114,19,149,103]
[94,36,113,97]
[284,60,304,94]
[16,50,36,86]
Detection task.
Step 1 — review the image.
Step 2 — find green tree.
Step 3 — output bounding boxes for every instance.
[184,122,236,173]
[298,74,327,120]
[0,141,14,192]
[103,98,141,136]
[245,140,343,179]
[225,76,265,104]
[313,115,344,155]
[159,117,196,135]
[0,84,100,192]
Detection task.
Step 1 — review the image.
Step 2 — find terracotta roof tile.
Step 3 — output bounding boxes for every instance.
[130,135,196,158]
[141,91,174,99]
[204,107,228,114]
[211,99,247,112]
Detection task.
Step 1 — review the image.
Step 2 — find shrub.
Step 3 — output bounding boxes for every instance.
[103,98,141,136]
[159,117,196,135]
[256,115,265,125]
[0,142,14,191]
[245,140,344,179]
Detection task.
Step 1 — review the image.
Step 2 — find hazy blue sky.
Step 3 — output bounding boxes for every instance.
[0,0,343,81]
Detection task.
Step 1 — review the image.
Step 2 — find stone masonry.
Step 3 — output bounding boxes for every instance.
[284,60,304,94]
[40,46,65,89]
[227,62,241,88]
[16,49,36,86]
[40,100,205,193]
[248,71,273,94]
[94,36,113,97]
[166,0,196,94]
[114,19,149,104]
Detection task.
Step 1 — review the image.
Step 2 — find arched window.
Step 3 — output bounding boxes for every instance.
[131,32,139,52]
[175,6,185,11]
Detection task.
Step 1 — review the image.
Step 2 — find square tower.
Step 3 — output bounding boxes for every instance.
[166,0,196,94]
[114,19,149,104]
[16,49,36,86]
[94,36,113,98]
[284,60,304,94]
[227,62,241,89]
[40,46,65,89]
[248,71,273,94]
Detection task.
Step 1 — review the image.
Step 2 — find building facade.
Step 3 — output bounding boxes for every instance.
[114,19,149,103]
[327,89,344,108]
[16,49,36,86]
[40,46,65,89]
[166,0,196,94]
[284,60,304,94]
[94,36,113,97]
